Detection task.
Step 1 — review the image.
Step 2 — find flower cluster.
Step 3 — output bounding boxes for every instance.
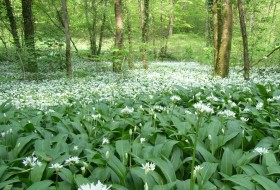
[78,180,111,190]
[217,110,236,118]
[23,156,42,168]
[170,95,181,102]
[193,165,203,176]
[141,162,156,174]
[193,102,214,114]
[254,147,269,155]
[121,106,134,114]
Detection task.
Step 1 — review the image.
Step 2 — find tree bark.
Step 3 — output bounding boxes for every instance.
[113,0,124,72]
[142,0,149,69]
[213,0,222,74]
[61,0,72,76]
[238,0,250,80]
[4,0,21,50]
[97,0,108,56]
[168,0,174,37]
[22,0,37,72]
[218,0,233,78]
[124,0,134,69]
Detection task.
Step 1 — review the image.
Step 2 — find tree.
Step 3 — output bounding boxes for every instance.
[238,0,250,80]
[113,0,124,72]
[213,0,233,78]
[22,0,37,72]
[142,0,149,69]
[61,0,72,76]
[4,0,21,50]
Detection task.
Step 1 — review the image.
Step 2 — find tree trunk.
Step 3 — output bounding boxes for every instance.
[213,0,233,78]
[217,0,233,78]
[4,0,21,49]
[113,0,124,72]
[213,0,222,74]
[61,0,72,76]
[124,0,134,69]
[142,0,149,69]
[97,0,107,56]
[205,0,213,46]
[238,0,250,80]
[168,0,174,37]
[22,0,37,72]
[91,1,98,55]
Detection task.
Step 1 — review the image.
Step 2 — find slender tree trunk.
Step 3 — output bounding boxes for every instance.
[168,0,174,37]
[213,0,222,74]
[91,1,98,55]
[4,0,21,49]
[97,12,106,55]
[142,0,149,69]
[22,0,37,72]
[138,0,144,29]
[61,0,72,76]
[205,0,213,46]
[124,0,134,69]
[113,0,124,72]
[238,0,250,80]
[218,0,233,78]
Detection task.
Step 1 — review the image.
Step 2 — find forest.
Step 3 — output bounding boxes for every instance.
[0,0,280,189]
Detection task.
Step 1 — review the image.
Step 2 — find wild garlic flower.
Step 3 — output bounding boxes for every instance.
[92,113,101,120]
[217,110,236,118]
[121,106,134,114]
[49,163,63,171]
[65,156,80,165]
[193,165,203,176]
[193,102,214,114]
[102,138,110,145]
[240,117,249,122]
[78,181,111,190]
[254,147,269,155]
[144,182,149,190]
[73,145,79,151]
[141,162,156,174]
[243,108,250,113]
[170,95,181,102]
[256,102,264,110]
[140,137,146,143]
[23,156,42,168]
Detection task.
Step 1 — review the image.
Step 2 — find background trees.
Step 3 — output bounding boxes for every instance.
[0,0,279,77]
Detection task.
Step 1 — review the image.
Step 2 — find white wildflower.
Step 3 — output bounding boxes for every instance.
[218,110,236,118]
[73,145,79,151]
[240,117,249,122]
[140,138,146,143]
[144,182,149,190]
[256,102,263,110]
[193,102,214,114]
[49,163,63,171]
[23,156,42,168]
[92,113,101,120]
[243,108,250,113]
[102,138,110,145]
[254,147,269,155]
[65,156,80,165]
[208,134,212,141]
[170,95,181,102]
[121,106,134,114]
[78,180,111,190]
[141,162,156,174]
[193,165,203,176]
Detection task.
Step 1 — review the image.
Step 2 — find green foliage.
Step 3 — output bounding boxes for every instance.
[0,77,280,189]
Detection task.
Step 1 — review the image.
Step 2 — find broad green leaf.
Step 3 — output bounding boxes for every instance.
[116,140,131,163]
[197,162,218,186]
[225,174,254,190]
[26,180,53,190]
[30,162,47,183]
[14,133,39,156]
[58,168,74,185]
[196,141,218,162]
[107,153,127,184]
[130,167,157,187]
[74,174,89,186]
[263,152,277,166]
[161,140,178,158]
[0,179,20,189]
[250,164,267,175]
[153,181,176,190]
[0,165,8,178]
[150,157,176,183]
[58,181,72,189]
[267,165,280,175]
[220,147,233,176]
[252,175,280,190]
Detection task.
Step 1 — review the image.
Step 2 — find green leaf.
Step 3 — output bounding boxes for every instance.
[224,174,254,190]
[0,165,8,178]
[107,153,127,184]
[267,165,280,175]
[220,147,233,176]
[251,175,280,190]
[116,140,131,163]
[150,157,176,183]
[197,162,218,186]
[161,140,178,158]
[0,179,20,189]
[74,174,89,186]
[30,162,47,183]
[58,168,74,185]
[26,180,53,190]
[14,133,39,156]
[153,181,176,190]
[263,152,277,167]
